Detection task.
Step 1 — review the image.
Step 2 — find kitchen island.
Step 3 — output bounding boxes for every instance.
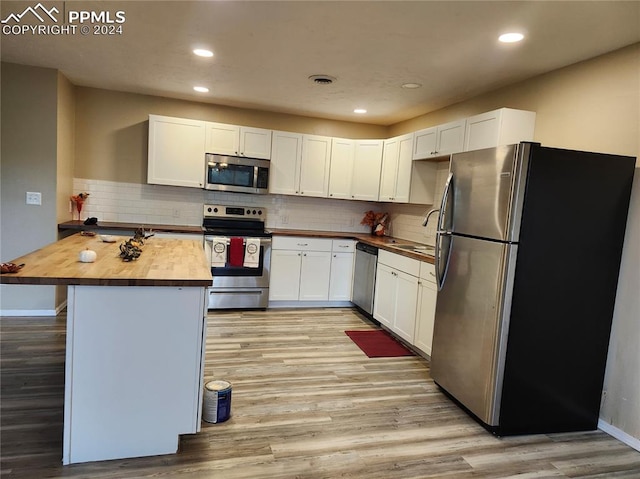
[0,233,212,464]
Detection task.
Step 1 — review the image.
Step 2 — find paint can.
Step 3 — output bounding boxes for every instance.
[202,380,232,423]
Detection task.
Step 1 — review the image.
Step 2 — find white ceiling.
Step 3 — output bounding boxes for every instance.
[2,1,639,125]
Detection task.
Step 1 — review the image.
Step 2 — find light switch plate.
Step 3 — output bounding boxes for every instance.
[26,192,42,205]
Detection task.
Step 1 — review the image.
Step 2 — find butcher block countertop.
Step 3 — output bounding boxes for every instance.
[58,220,203,234]
[0,233,212,287]
[270,228,435,264]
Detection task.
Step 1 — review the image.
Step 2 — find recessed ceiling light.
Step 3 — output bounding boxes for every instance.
[193,49,214,57]
[402,83,422,89]
[193,86,209,93]
[499,32,524,43]
[354,108,367,114]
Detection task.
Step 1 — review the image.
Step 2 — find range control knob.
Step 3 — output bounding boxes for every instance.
[213,207,218,213]
[258,210,262,215]
[207,207,212,213]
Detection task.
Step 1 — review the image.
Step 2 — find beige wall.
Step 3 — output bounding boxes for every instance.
[55,72,76,306]
[390,43,640,161]
[74,88,387,184]
[0,62,59,312]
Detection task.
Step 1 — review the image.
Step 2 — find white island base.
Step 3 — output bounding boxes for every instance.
[62,285,207,465]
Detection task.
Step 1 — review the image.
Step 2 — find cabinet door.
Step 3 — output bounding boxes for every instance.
[240,127,272,159]
[268,250,301,301]
[415,279,437,355]
[436,119,466,156]
[328,138,355,199]
[299,135,331,198]
[412,127,438,160]
[373,263,396,328]
[148,115,205,189]
[463,110,500,152]
[379,137,399,202]
[351,140,383,201]
[329,252,354,301]
[392,133,414,203]
[205,122,240,156]
[393,270,419,343]
[299,251,331,300]
[270,131,302,195]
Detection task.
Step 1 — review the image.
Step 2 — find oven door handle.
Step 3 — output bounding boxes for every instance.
[205,237,272,244]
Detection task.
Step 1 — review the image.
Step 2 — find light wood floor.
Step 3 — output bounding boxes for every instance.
[2,308,639,478]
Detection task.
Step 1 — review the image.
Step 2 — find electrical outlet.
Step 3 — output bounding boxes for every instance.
[26,192,42,205]
[172,209,180,218]
[280,215,289,224]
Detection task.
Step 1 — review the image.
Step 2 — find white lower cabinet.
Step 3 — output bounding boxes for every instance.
[299,250,332,300]
[328,240,355,301]
[414,261,438,356]
[270,237,354,303]
[373,250,420,343]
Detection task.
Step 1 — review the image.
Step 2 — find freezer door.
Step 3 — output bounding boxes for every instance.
[430,235,517,426]
[448,143,530,242]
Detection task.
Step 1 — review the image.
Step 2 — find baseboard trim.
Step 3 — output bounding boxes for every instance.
[598,419,640,452]
[0,309,57,317]
[56,300,68,315]
[268,300,353,308]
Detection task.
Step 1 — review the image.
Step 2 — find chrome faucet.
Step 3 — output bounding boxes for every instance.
[422,208,440,227]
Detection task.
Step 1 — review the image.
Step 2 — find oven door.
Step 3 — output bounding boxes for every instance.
[204,236,272,289]
[205,154,269,194]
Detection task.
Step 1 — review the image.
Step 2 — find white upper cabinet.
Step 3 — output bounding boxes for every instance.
[147,115,206,189]
[464,108,536,152]
[269,131,331,198]
[379,133,414,203]
[269,131,303,195]
[328,138,355,199]
[351,139,383,201]
[412,119,466,160]
[328,138,382,201]
[205,122,272,159]
[299,134,332,197]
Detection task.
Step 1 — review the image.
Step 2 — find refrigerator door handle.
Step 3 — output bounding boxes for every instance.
[437,172,454,233]
[435,172,454,291]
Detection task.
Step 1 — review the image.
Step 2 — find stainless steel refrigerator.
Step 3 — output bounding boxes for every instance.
[430,142,635,435]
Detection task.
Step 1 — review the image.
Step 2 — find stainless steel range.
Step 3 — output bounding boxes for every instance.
[203,204,272,309]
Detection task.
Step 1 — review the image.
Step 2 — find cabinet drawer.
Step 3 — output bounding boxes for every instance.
[420,261,436,284]
[332,239,355,252]
[378,249,420,277]
[272,236,332,251]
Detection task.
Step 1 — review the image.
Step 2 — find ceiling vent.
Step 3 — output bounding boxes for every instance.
[309,75,336,85]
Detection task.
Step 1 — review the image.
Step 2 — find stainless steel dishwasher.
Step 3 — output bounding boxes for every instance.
[352,242,378,315]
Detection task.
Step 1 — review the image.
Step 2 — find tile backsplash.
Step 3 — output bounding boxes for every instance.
[73,175,446,241]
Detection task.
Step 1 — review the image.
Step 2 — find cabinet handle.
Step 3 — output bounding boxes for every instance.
[429,272,436,277]
[297,243,308,246]
[303,253,307,256]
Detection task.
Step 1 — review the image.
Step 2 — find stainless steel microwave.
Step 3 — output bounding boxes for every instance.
[205,154,270,194]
